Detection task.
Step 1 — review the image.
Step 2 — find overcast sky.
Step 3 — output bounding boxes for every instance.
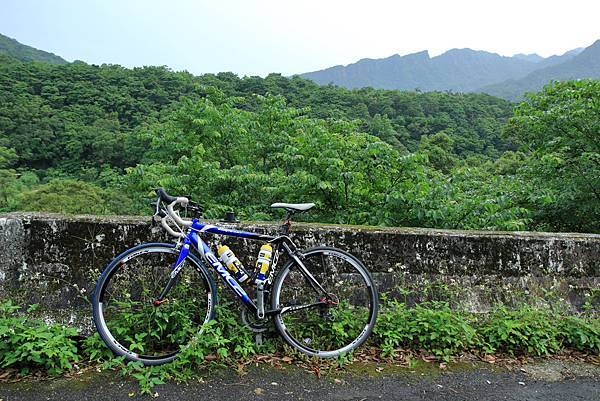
[2,0,599,76]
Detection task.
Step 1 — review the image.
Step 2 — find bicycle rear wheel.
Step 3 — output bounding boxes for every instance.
[271,247,378,358]
[92,243,217,365]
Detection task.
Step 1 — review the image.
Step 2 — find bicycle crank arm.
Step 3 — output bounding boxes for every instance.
[256,282,265,319]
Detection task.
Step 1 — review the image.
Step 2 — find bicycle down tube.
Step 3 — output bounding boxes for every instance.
[161,219,332,316]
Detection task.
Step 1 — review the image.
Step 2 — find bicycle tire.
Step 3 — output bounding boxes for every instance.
[92,243,218,365]
[271,246,378,358]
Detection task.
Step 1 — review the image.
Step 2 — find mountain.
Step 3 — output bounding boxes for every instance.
[299,42,597,100]
[300,49,542,92]
[480,42,600,100]
[0,33,67,64]
[513,53,544,63]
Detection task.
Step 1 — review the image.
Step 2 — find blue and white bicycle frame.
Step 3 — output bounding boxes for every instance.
[155,196,330,319]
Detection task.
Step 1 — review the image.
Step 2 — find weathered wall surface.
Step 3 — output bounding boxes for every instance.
[0,212,598,330]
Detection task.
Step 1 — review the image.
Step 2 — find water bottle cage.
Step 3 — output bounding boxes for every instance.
[267,249,279,283]
[251,249,278,285]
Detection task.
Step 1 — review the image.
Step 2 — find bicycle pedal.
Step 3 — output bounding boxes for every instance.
[153,298,168,306]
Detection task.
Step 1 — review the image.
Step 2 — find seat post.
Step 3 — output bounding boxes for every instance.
[279,210,293,235]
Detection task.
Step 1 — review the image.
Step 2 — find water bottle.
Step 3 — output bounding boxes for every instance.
[217,245,249,283]
[254,244,273,284]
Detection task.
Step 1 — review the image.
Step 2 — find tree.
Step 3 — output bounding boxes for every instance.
[17,179,134,215]
[0,146,17,168]
[418,131,458,173]
[506,80,600,233]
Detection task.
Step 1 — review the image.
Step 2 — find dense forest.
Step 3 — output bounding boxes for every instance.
[0,55,598,233]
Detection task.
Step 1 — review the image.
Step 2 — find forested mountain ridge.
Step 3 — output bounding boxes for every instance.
[0,33,67,64]
[481,40,600,100]
[300,49,544,91]
[299,42,597,100]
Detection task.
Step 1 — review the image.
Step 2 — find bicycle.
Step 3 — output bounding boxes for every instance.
[92,188,379,365]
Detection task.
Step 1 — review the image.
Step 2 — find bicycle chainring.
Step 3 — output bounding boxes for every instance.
[241,307,270,333]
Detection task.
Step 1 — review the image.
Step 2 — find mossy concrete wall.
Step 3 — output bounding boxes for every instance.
[0,213,598,330]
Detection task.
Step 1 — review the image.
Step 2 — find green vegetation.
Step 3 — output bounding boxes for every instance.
[0,53,598,233]
[373,300,477,359]
[0,301,79,375]
[505,79,600,233]
[0,33,68,64]
[1,298,598,394]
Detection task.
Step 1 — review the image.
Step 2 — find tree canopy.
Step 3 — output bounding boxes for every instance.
[0,55,597,233]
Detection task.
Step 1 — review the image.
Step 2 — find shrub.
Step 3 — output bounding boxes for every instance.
[0,301,80,375]
[479,305,561,355]
[560,315,600,353]
[372,300,413,357]
[409,302,477,360]
[373,300,477,360]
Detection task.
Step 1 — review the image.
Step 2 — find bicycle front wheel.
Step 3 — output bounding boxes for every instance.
[92,243,217,365]
[272,247,378,358]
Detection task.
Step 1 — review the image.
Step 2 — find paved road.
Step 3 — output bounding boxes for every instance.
[0,361,598,401]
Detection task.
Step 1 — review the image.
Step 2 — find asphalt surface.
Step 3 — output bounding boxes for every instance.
[0,361,598,401]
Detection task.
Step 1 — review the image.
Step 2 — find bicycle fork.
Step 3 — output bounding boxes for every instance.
[153,241,190,305]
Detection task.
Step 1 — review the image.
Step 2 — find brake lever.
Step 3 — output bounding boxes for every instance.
[150,198,167,227]
[185,200,204,218]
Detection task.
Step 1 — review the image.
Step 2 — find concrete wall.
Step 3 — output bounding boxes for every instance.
[1,212,598,330]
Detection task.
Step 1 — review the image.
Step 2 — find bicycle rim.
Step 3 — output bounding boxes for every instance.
[93,243,216,365]
[272,247,378,358]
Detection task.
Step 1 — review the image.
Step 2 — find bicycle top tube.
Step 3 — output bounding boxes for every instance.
[190,219,276,242]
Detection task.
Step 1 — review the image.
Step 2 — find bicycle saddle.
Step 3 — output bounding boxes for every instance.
[271,202,315,212]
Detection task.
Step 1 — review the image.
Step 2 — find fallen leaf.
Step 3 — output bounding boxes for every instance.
[254,387,265,396]
[128,392,135,397]
[205,354,218,361]
[483,355,496,364]
[439,363,447,370]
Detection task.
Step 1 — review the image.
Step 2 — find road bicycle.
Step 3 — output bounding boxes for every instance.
[92,188,378,365]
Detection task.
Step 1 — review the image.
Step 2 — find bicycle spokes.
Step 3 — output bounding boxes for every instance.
[95,246,213,361]
[273,248,377,356]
